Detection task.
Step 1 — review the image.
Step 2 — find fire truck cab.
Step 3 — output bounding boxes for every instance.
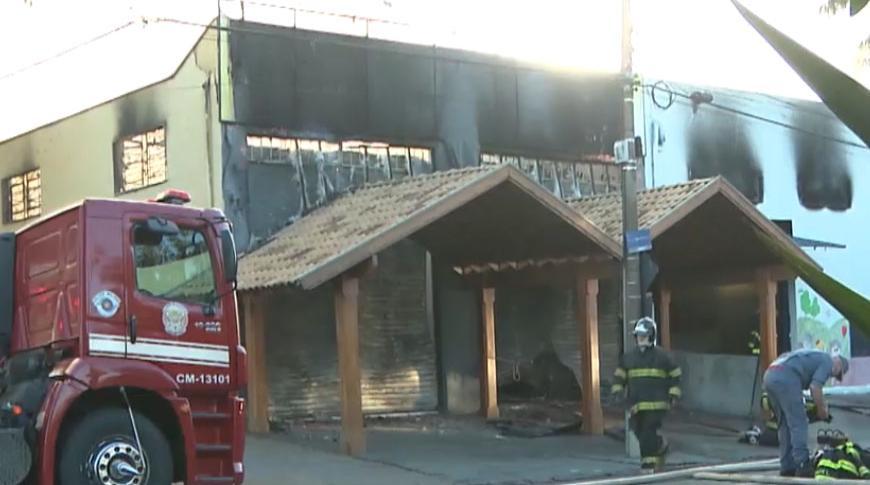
[0,190,246,485]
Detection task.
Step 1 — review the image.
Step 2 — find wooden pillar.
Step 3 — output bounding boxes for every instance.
[481,287,499,420]
[659,286,672,351]
[335,275,365,456]
[757,269,778,370]
[576,276,603,435]
[243,293,270,433]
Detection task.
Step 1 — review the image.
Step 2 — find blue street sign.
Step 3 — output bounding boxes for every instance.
[625,229,652,254]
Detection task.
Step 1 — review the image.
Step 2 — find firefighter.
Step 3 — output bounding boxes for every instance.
[612,317,682,473]
[755,392,822,447]
[762,350,849,477]
[814,434,870,479]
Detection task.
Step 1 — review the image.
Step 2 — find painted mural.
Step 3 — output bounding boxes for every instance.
[795,279,851,358]
[640,79,870,386]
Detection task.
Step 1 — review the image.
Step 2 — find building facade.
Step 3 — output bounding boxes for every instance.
[639,80,870,387]
[2,13,865,423]
[0,27,222,230]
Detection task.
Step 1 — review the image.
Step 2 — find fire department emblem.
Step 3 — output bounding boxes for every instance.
[162,302,189,337]
[92,291,121,318]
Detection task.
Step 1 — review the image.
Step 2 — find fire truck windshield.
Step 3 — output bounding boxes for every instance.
[132,224,217,304]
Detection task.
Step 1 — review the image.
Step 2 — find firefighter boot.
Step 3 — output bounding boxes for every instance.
[654,437,670,472]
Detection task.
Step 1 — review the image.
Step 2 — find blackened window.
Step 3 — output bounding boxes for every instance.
[116,127,167,193]
[6,168,42,223]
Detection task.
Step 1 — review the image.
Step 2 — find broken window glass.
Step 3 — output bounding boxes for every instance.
[557,162,580,199]
[388,146,411,180]
[575,163,594,196]
[246,136,432,209]
[480,153,501,166]
[410,148,433,175]
[320,141,341,195]
[607,165,622,193]
[590,164,609,195]
[297,139,325,208]
[538,160,560,197]
[519,157,539,181]
[339,143,366,189]
[365,145,390,183]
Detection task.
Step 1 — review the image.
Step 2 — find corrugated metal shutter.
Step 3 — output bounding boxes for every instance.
[358,240,438,413]
[264,240,437,420]
[494,281,620,396]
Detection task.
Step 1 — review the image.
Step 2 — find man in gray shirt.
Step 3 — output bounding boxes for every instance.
[762,350,849,477]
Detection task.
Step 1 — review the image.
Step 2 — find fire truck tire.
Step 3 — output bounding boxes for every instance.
[57,407,173,485]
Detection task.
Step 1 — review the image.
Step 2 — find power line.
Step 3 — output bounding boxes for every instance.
[644,82,868,151]
[0,20,135,81]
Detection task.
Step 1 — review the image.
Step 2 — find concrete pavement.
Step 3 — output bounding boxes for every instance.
[242,396,870,484]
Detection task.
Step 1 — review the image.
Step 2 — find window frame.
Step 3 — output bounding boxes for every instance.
[4,167,42,223]
[130,221,219,305]
[114,125,168,195]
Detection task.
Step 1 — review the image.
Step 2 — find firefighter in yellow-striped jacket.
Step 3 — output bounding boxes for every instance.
[815,438,870,480]
[612,317,682,472]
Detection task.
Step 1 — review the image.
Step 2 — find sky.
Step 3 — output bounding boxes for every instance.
[0,0,868,101]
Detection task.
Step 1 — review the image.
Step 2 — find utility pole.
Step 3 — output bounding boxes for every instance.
[618,0,642,459]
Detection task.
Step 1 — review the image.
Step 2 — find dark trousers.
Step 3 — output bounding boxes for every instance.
[631,410,666,468]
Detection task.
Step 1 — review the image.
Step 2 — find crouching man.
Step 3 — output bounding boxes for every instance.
[762,349,849,477]
[612,317,682,473]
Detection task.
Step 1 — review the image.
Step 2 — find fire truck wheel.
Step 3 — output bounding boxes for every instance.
[57,407,174,485]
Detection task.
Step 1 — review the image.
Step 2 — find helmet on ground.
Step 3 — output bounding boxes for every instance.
[633,317,657,347]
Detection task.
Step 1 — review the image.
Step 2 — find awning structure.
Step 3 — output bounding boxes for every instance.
[238,165,622,454]
[238,165,621,291]
[730,1,870,337]
[758,228,870,339]
[792,236,846,250]
[571,176,820,368]
[569,176,817,274]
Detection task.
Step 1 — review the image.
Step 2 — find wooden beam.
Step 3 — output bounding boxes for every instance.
[348,255,379,280]
[243,293,270,433]
[660,264,792,290]
[576,277,604,435]
[757,269,778,370]
[457,260,618,289]
[481,287,499,420]
[659,286,672,351]
[335,275,365,456]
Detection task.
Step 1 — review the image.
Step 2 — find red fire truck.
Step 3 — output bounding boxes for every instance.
[0,190,246,484]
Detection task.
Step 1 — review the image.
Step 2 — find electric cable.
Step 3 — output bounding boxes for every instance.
[643,83,869,150]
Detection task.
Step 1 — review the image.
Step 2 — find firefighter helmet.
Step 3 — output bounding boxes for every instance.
[632,317,657,347]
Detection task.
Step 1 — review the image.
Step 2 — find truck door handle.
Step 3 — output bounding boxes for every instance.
[129,315,138,345]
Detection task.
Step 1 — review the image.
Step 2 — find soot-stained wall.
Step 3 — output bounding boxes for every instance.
[263,240,436,419]
[223,21,623,251]
[643,80,870,379]
[434,267,621,413]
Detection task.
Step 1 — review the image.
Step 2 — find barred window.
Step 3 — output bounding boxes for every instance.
[6,168,42,223]
[480,152,618,198]
[245,135,432,195]
[116,127,167,194]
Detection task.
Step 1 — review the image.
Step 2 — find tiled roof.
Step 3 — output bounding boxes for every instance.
[238,165,628,291]
[568,178,718,241]
[238,166,498,291]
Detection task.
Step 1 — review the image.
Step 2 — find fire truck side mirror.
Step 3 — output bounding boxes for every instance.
[221,229,238,284]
